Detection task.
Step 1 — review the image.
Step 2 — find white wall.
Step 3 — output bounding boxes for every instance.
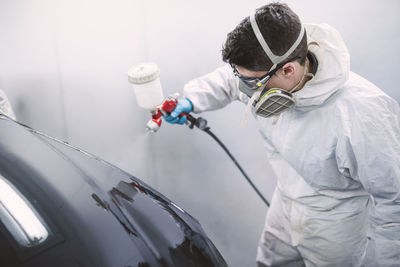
[0,1,399,266]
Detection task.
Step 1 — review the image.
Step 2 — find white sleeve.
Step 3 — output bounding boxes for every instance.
[0,90,16,120]
[337,96,400,266]
[183,64,241,113]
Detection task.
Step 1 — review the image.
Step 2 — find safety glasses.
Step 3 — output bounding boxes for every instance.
[232,65,276,90]
[231,56,301,90]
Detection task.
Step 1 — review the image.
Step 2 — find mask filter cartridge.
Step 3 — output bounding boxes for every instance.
[254,89,295,117]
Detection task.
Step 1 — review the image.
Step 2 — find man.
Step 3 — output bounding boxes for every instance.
[0,89,15,120]
[165,3,400,266]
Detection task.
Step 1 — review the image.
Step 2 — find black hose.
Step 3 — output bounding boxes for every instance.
[188,115,270,207]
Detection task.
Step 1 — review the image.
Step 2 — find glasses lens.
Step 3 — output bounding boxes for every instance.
[241,78,259,89]
[232,66,261,89]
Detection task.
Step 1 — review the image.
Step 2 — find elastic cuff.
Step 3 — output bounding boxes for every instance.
[185,97,194,112]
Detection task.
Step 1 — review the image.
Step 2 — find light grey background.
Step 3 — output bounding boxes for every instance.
[1,0,399,266]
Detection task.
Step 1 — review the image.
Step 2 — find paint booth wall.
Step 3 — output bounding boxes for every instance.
[0,0,399,266]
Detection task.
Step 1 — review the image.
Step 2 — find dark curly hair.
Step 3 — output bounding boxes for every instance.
[222,3,307,71]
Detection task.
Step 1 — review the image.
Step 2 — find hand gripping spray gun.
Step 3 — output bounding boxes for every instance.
[128,63,269,207]
[143,93,196,133]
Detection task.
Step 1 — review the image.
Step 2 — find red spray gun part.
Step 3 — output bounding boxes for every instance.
[146,94,197,132]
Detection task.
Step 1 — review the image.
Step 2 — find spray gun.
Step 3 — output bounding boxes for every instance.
[145,93,209,133]
[127,62,208,133]
[127,63,269,207]
[146,93,191,132]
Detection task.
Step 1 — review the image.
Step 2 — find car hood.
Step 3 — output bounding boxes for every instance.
[0,116,226,267]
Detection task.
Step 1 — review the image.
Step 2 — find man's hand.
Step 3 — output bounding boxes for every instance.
[164,98,193,124]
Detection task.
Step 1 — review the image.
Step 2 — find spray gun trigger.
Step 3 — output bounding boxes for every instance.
[181,113,195,129]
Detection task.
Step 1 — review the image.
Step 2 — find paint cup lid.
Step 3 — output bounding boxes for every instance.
[127,62,160,84]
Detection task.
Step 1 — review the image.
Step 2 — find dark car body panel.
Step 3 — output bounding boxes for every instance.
[0,117,227,267]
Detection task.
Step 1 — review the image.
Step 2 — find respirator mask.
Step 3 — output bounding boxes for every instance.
[237,13,307,119]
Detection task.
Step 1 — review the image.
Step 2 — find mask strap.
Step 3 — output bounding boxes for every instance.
[250,13,305,65]
[289,58,313,93]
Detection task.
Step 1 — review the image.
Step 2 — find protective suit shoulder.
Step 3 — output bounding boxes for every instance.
[183,64,240,113]
[336,72,399,149]
[0,89,16,120]
[340,72,398,120]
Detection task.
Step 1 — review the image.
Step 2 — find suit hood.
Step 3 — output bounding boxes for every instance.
[294,23,350,108]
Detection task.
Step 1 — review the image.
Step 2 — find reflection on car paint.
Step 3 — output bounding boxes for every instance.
[0,175,49,247]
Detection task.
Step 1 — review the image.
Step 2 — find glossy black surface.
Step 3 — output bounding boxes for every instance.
[0,116,227,267]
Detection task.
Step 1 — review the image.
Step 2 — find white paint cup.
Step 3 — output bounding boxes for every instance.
[128,62,164,110]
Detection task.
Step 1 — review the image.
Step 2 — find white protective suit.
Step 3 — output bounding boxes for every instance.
[183,23,400,266]
[0,89,16,120]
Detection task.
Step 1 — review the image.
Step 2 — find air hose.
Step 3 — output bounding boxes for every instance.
[185,115,270,207]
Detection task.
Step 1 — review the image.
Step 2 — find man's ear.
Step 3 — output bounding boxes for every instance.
[280,62,296,77]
